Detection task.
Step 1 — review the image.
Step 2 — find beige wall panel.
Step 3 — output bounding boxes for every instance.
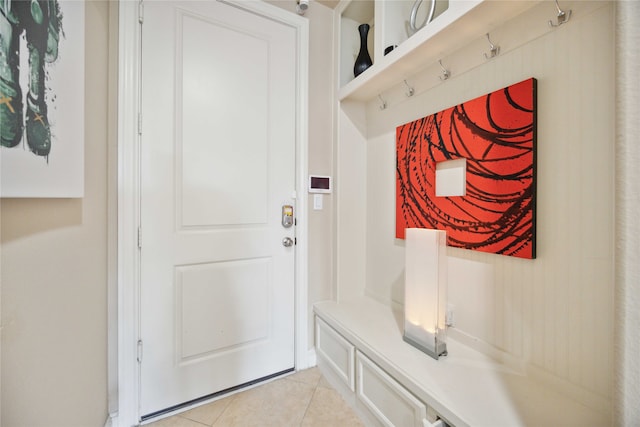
[359,1,614,411]
[267,0,336,351]
[1,2,110,426]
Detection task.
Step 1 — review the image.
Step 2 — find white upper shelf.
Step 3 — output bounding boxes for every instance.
[338,0,542,102]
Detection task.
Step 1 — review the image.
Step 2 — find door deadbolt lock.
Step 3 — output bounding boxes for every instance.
[282,237,294,247]
[282,205,294,228]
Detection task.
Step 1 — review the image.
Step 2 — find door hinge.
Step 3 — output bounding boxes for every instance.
[137,227,142,249]
[137,112,143,135]
[138,0,144,24]
[137,339,143,363]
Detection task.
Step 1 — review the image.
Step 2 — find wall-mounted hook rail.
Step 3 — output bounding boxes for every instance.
[403,80,415,97]
[483,33,500,59]
[438,60,450,81]
[378,94,387,110]
[549,0,571,27]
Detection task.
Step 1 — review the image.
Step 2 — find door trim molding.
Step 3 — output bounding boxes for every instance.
[114,2,309,425]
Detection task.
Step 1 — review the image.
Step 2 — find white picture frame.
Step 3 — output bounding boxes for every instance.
[1,1,85,198]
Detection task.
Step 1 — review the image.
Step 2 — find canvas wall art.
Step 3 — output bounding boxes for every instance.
[1,0,84,198]
[396,78,537,259]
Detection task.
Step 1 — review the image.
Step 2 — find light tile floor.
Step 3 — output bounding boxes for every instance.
[145,367,365,427]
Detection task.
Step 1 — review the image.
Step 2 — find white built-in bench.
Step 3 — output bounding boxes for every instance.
[314,296,608,427]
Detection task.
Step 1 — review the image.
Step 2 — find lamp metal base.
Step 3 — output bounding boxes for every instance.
[403,334,448,360]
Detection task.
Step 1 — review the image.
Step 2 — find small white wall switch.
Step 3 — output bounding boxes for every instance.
[313,194,323,210]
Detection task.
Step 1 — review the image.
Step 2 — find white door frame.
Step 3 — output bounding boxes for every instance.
[114,2,309,425]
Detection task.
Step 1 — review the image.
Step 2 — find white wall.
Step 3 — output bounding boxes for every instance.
[614,1,640,425]
[264,0,337,350]
[338,0,615,415]
[304,1,336,351]
[1,1,335,423]
[0,2,110,426]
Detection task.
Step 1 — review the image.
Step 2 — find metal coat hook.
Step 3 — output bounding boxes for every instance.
[438,60,450,81]
[549,0,571,27]
[403,80,415,97]
[378,94,387,110]
[483,33,500,59]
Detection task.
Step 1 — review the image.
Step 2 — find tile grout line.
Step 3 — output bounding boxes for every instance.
[176,392,237,426]
[298,379,321,426]
[207,393,237,427]
[148,369,340,427]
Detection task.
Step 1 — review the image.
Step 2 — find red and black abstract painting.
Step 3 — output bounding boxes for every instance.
[396,78,537,259]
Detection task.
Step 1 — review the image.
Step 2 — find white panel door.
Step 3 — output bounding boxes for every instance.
[139,0,297,417]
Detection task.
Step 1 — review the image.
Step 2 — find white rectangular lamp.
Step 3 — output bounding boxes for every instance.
[403,228,448,360]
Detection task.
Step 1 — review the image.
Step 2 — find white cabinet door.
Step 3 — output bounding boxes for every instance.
[315,317,355,391]
[356,350,428,427]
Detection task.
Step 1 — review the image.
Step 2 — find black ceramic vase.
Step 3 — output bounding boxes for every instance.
[353,23,373,78]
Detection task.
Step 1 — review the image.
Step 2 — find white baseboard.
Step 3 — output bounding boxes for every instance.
[307,348,317,367]
[316,357,377,426]
[104,412,117,427]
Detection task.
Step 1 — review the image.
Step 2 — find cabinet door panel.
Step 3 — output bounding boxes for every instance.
[356,351,427,427]
[315,317,355,391]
